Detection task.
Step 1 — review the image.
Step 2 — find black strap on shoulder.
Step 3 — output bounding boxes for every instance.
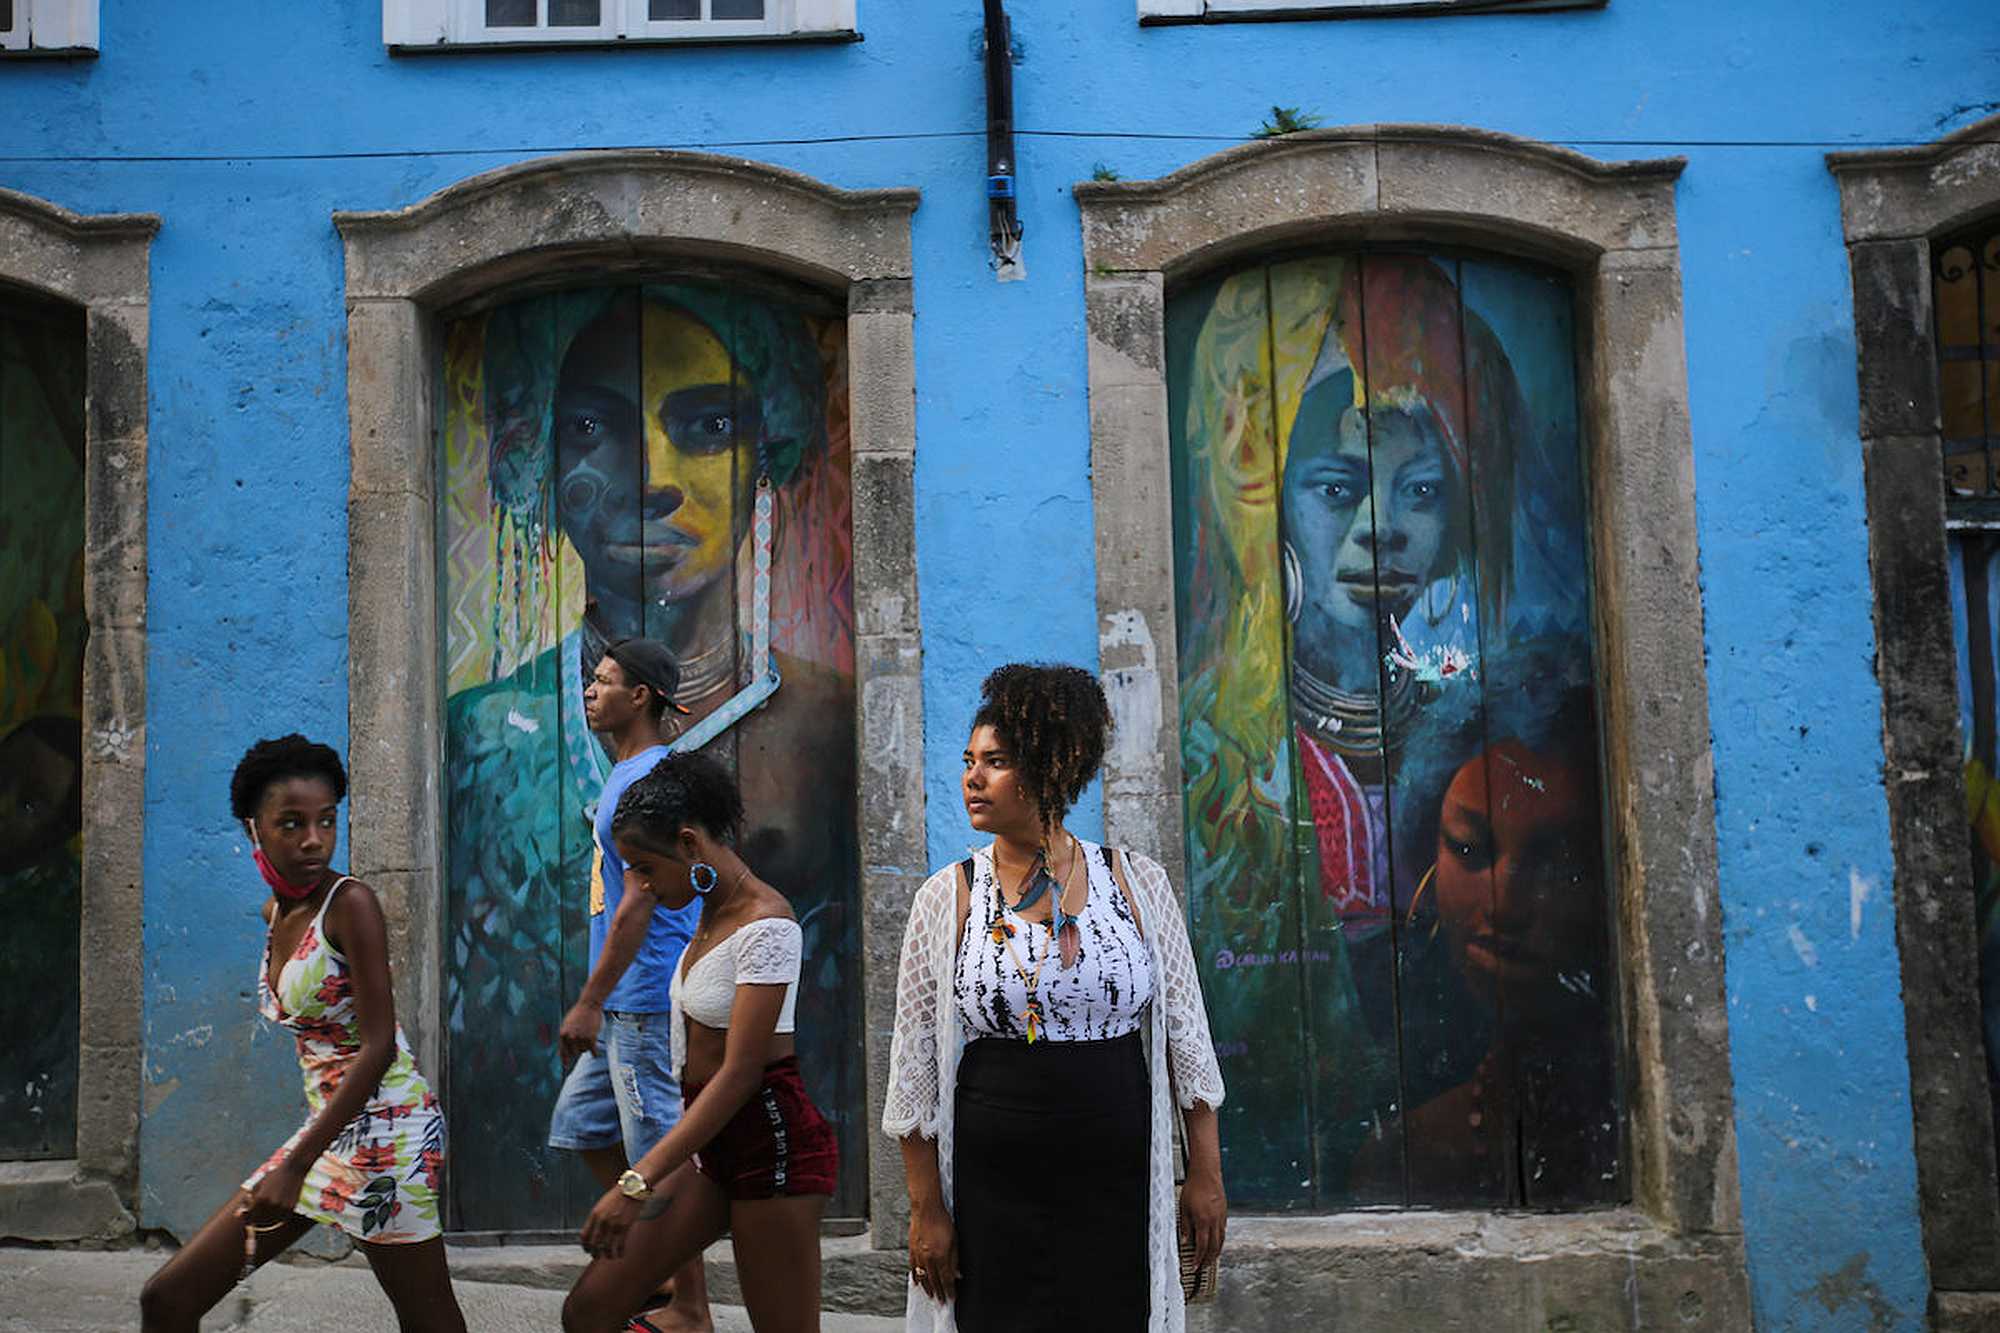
[1100,844,1146,939]
[953,856,977,966]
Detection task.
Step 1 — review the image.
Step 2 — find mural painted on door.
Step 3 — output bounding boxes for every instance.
[1938,219,2000,1153]
[0,298,86,1161]
[1167,252,1620,1209]
[440,281,858,1228]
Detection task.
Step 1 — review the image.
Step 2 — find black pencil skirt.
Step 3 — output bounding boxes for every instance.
[952,1033,1150,1333]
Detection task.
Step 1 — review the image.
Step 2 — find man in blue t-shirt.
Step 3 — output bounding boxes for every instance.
[550,636,708,1326]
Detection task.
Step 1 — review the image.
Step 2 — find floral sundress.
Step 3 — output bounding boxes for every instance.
[243,876,445,1243]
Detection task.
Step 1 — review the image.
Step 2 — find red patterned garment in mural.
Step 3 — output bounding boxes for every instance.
[1298,729,1390,924]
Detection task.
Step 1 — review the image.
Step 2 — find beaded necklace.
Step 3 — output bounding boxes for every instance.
[990,837,1083,1042]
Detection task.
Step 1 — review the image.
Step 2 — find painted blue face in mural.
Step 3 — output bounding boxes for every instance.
[1282,388,1458,688]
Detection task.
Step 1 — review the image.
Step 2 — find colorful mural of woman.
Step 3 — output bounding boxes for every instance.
[1168,251,1604,1206]
[439,281,858,1229]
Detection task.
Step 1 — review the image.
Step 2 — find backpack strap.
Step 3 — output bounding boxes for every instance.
[952,856,976,963]
[1101,845,1145,941]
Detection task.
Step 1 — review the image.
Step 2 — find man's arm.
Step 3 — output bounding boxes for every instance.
[558,876,660,1064]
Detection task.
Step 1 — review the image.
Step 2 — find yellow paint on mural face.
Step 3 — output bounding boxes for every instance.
[637,302,757,602]
[552,298,758,611]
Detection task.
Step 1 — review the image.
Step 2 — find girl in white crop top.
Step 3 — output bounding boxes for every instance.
[563,751,836,1333]
[669,915,802,1080]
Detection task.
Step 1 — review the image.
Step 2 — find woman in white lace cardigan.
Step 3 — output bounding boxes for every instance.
[883,664,1227,1333]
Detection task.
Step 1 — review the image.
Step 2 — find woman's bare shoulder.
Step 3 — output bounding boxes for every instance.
[741,879,799,925]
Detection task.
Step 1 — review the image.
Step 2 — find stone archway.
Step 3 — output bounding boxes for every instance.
[334,151,925,1238]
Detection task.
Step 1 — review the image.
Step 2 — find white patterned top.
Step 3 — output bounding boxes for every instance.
[954,843,1154,1041]
[883,841,1226,1333]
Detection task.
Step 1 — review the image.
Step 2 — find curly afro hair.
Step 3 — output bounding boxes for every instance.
[610,751,746,852]
[229,734,348,821]
[971,663,1112,829]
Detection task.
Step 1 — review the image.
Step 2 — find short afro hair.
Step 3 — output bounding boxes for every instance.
[229,735,348,821]
[971,663,1112,829]
[610,751,745,852]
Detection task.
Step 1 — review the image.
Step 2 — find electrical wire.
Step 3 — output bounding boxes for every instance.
[0,129,1988,166]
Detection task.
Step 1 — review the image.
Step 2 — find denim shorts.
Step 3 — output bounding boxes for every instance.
[547,1009,682,1163]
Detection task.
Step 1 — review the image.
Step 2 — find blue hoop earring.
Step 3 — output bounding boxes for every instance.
[689,862,719,896]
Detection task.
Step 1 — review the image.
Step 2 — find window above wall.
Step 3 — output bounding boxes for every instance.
[0,0,98,55]
[385,0,857,49]
[1139,0,1599,23]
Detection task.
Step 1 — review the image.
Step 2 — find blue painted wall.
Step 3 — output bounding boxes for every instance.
[1,1,1991,1323]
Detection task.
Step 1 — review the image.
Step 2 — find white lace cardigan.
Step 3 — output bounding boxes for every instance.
[881,842,1227,1333]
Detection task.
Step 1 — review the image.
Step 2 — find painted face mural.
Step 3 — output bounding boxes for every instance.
[552,300,761,610]
[439,282,858,1229]
[0,301,87,1161]
[1168,252,1616,1208]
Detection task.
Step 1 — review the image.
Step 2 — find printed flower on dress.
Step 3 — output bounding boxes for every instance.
[319,1175,360,1215]
[314,970,349,1007]
[419,1147,444,1191]
[352,1141,399,1174]
[295,1014,354,1049]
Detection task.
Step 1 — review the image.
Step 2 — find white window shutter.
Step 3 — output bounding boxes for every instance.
[1138,0,1204,16]
[791,0,856,32]
[385,0,450,47]
[28,0,100,50]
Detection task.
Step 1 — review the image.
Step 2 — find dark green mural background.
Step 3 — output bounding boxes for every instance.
[0,299,86,1161]
[1168,251,1621,1210]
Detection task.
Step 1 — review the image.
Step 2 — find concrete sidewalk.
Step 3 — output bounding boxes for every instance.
[0,1244,905,1332]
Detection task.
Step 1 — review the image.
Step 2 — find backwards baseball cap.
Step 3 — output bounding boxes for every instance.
[604,638,692,715]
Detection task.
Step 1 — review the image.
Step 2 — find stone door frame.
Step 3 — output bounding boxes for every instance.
[0,188,155,1241]
[1073,125,1748,1315]
[1829,113,2000,1324]
[333,151,925,1239]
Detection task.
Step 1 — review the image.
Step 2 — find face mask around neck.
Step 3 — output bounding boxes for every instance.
[246,822,322,901]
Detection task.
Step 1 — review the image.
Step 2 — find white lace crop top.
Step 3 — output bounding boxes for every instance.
[667,916,802,1079]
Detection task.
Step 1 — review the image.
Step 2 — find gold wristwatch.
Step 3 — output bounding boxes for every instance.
[617,1169,653,1201]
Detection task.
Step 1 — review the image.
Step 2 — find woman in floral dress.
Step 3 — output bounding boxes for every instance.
[140,736,466,1332]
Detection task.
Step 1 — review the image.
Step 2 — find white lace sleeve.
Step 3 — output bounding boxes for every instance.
[1130,851,1226,1112]
[733,917,802,985]
[882,869,954,1140]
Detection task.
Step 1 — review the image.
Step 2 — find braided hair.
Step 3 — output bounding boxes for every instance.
[229,734,348,820]
[972,663,1113,830]
[610,751,745,853]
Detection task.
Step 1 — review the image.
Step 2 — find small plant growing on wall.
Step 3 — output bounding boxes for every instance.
[1091,162,1122,182]
[1254,106,1323,139]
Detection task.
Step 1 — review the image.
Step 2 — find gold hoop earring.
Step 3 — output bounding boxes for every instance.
[1406,862,1442,942]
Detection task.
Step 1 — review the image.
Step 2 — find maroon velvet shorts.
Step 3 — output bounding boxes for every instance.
[685,1056,838,1199]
